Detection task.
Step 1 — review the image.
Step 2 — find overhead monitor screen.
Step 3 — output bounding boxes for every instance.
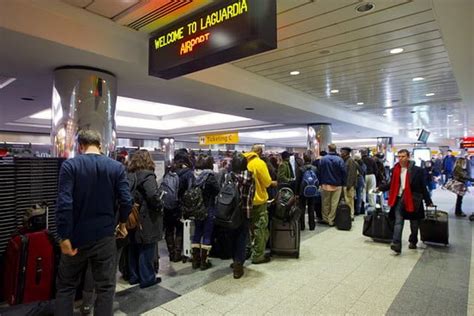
[417,129,430,144]
[149,0,277,79]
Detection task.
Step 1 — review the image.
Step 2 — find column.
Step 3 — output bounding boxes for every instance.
[307,123,332,156]
[376,137,393,156]
[159,137,175,165]
[51,66,117,158]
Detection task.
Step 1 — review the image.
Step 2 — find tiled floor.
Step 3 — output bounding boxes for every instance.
[132,188,472,316]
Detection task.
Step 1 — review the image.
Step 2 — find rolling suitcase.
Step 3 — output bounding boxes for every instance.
[420,206,449,246]
[270,217,300,258]
[2,230,55,305]
[335,192,351,231]
[181,219,194,263]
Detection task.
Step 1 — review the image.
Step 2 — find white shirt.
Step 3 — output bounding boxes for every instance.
[399,167,408,196]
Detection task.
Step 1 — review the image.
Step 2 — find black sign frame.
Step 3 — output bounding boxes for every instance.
[148,0,277,79]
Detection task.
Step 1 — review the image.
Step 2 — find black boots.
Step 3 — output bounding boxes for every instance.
[173,236,183,262]
[200,248,212,270]
[191,247,201,269]
[233,262,244,279]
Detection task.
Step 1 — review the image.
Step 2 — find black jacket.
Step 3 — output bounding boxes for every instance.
[128,170,163,244]
[380,162,432,220]
[195,170,220,208]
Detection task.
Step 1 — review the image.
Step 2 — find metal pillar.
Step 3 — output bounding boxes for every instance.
[307,123,332,157]
[51,66,117,158]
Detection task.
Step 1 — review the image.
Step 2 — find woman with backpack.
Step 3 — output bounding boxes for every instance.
[190,155,220,270]
[127,150,163,288]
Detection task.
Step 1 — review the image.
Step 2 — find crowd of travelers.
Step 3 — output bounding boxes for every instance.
[54,130,473,315]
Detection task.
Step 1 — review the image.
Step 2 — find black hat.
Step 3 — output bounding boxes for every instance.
[341,147,352,153]
[281,151,291,160]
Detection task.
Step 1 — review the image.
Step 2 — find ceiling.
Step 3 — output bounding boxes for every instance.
[0,0,472,148]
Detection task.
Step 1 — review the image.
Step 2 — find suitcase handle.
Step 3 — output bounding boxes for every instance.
[425,205,438,219]
[35,257,43,285]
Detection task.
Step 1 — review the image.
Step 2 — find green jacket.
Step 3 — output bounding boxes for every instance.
[277,160,293,184]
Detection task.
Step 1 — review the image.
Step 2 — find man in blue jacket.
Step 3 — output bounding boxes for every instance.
[319,144,347,226]
[442,149,456,184]
[55,130,132,316]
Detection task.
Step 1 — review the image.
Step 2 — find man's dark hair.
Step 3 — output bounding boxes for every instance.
[398,149,410,157]
[195,155,214,170]
[303,152,312,164]
[77,130,101,148]
[319,150,327,156]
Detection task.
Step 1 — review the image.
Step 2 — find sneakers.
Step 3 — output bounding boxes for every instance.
[390,243,401,254]
[455,212,467,217]
[80,304,92,315]
[233,262,244,279]
[252,256,271,264]
[409,243,417,249]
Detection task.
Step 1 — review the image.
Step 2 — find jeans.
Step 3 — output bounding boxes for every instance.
[299,196,316,229]
[192,207,215,246]
[392,198,420,245]
[231,218,249,264]
[128,240,156,288]
[55,236,116,316]
[455,194,463,213]
[250,203,269,262]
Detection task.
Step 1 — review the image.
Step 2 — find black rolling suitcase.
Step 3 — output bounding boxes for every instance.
[420,206,449,246]
[335,192,351,230]
[270,210,300,258]
[362,207,394,242]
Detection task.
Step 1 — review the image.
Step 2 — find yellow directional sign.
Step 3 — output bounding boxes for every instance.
[199,132,239,145]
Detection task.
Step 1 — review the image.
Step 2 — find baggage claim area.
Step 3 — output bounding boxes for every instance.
[0,0,473,315]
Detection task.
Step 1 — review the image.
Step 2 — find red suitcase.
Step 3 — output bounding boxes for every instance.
[3,230,55,305]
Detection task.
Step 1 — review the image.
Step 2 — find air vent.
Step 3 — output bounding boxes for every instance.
[355,2,375,13]
[127,0,192,30]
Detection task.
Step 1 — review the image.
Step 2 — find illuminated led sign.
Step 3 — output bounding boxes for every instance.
[149,0,277,79]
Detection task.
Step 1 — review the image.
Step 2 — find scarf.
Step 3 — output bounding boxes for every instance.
[388,163,414,212]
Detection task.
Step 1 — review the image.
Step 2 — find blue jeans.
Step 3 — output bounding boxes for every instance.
[355,177,364,215]
[392,197,420,245]
[128,241,156,288]
[231,218,249,263]
[192,207,215,246]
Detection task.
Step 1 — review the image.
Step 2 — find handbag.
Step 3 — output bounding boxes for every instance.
[126,174,142,230]
[443,179,468,196]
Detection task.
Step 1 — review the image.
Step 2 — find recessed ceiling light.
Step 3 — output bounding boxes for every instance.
[0,77,16,89]
[357,102,364,105]
[245,107,254,111]
[412,77,424,82]
[458,123,463,126]
[425,93,435,96]
[330,89,339,94]
[21,97,34,101]
[355,2,375,13]
[410,110,416,114]
[290,71,300,76]
[319,50,331,55]
[447,114,453,117]
[454,119,459,122]
[390,48,404,54]
[382,113,387,116]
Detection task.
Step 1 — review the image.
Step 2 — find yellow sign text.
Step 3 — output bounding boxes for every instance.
[199,132,239,145]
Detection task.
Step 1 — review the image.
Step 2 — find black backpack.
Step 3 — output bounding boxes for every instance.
[181,175,207,221]
[274,187,296,221]
[215,173,243,230]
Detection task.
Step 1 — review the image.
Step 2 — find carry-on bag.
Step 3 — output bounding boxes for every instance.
[420,206,449,246]
[181,219,194,263]
[3,202,56,305]
[362,207,394,241]
[2,230,55,305]
[335,191,351,230]
[270,217,300,258]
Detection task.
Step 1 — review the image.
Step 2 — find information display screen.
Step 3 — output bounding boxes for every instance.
[149,0,277,79]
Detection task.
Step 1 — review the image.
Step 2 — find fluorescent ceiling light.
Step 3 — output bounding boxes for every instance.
[330,89,339,93]
[116,96,188,116]
[357,102,364,105]
[240,130,303,139]
[412,77,424,81]
[447,114,453,117]
[0,77,16,89]
[389,48,404,54]
[425,93,435,96]
[290,71,300,76]
[333,138,375,143]
[382,113,387,116]
[30,109,51,119]
[116,113,250,130]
